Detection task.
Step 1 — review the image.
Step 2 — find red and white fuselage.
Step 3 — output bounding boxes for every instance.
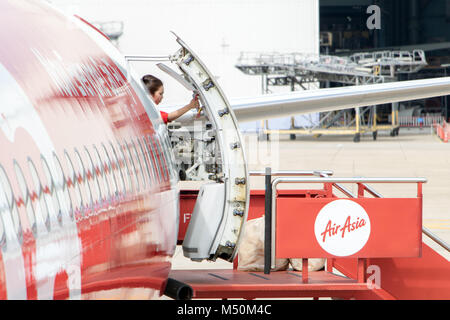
[0,0,178,299]
[2,0,450,301]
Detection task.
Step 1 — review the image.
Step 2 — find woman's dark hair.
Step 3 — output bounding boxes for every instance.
[142,74,163,95]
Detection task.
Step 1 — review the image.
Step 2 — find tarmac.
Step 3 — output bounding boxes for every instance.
[168,127,450,298]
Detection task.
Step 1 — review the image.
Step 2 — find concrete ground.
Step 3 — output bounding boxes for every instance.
[242,127,450,247]
[167,127,449,298]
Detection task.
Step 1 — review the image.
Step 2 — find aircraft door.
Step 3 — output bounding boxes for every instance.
[166,33,249,262]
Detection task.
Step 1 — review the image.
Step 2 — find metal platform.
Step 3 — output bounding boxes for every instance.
[169,269,393,300]
[235,50,428,141]
[176,170,450,300]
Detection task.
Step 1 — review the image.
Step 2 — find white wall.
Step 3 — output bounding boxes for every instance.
[50,0,319,109]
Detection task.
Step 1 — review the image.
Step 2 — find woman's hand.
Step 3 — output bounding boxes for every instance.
[167,95,200,122]
[188,94,200,109]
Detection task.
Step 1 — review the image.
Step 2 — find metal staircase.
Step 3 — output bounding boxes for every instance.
[173,170,450,300]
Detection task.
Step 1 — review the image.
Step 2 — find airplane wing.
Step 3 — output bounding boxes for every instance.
[229,76,450,123]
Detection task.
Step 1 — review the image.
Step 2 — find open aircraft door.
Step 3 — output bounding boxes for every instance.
[162,33,249,262]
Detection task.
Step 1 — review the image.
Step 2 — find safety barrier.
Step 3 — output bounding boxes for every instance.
[270,176,425,281]
[398,115,444,127]
[434,120,449,142]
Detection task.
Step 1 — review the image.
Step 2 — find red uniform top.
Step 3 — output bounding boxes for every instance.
[160,111,169,124]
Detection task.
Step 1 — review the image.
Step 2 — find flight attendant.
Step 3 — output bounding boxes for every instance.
[142,74,199,124]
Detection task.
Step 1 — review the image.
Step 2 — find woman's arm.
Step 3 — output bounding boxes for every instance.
[167,96,199,122]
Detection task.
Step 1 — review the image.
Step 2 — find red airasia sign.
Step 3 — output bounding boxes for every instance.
[276,198,422,259]
[320,215,368,242]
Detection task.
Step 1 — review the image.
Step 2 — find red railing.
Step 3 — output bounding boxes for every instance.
[176,171,449,300]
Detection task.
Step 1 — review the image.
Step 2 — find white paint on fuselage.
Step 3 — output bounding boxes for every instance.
[0,63,82,300]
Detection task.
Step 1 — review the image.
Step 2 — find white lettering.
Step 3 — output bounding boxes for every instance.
[222,304,272,315]
[367,5,381,30]
[367,265,381,289]
[178,305,211,318]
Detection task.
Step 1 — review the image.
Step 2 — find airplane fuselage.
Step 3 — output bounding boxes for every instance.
[0,0,178,299]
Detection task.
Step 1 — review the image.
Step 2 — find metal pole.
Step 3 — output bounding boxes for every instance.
[264,167,272,274]
[249,170,334,177]
[423,227,450,253]
[124,55,171,62]
[445,66,449,121]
